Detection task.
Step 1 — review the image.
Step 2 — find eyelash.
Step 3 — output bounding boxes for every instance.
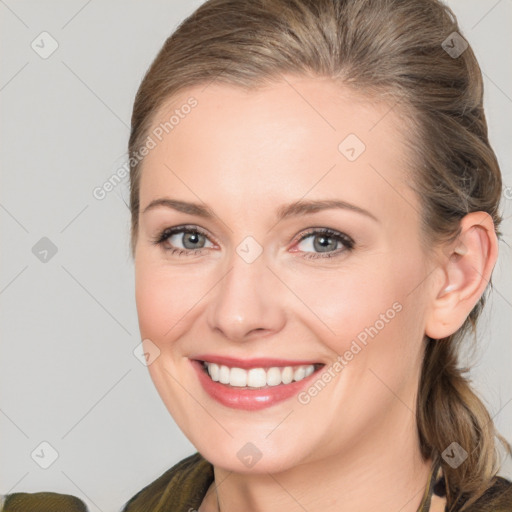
[151,225,355,260]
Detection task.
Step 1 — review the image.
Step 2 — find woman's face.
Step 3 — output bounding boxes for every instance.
[134,76,437,472]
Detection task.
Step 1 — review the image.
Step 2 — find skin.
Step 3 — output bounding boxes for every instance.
[133,76,497,512]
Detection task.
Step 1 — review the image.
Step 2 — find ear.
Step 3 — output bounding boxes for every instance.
[424,212,498,340]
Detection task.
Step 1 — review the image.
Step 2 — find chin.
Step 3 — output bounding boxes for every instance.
[196,439,306,474]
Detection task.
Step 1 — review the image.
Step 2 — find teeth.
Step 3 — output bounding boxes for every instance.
[204,362,317,388]
[266,367,282,386]
[281,366,293,384]
[219,364,230,384]
[293,366,306,381]
[209,363,220,381]
[229,367,247,387]
[247,368,267,387]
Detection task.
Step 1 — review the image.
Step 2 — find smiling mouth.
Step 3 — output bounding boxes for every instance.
[199,360,325,389]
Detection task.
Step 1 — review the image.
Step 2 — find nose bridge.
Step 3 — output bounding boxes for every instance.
[208,241,284,341]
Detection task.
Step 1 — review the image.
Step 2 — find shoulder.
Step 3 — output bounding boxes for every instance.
[121,451,214,512]
[470,476,512,511]
[452,475,512,511]
[1,491,88,511]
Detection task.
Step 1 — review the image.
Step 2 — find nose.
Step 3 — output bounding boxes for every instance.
[207,247,286,343]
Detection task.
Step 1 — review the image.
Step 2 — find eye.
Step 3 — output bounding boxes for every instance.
[293,228,355,259]
[152,225,215,256]
[152,225,354,260]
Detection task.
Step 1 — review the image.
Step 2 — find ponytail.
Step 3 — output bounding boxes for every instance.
[417,306,512,510]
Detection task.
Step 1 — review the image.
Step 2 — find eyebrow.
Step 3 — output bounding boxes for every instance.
[142,197,379,223]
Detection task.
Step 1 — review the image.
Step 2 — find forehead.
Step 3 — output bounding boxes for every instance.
[138,76,419,225]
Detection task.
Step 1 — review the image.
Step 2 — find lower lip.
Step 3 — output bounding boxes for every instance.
[191,359,321,410]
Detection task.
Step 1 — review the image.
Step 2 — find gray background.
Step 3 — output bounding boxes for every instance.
[0,1,511,511]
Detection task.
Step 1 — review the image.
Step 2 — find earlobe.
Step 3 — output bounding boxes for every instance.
[425,212,498,340]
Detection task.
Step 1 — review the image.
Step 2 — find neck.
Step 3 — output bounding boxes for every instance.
[204,410,433,512]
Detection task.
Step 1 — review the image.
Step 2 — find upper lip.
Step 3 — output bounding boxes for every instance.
[192,354,323,369]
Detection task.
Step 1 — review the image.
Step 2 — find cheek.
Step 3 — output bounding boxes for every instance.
[134,257,206,421]
[283,252,426,359]
[284,268,399,344]
[134,258,208,346]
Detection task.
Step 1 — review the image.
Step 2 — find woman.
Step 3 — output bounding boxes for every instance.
[120,0,512,510]
[2,0,510,511]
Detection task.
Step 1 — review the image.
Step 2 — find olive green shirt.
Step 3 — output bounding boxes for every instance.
[2,452,511,511]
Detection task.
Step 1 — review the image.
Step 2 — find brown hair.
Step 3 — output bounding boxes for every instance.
[128,0,511,509]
